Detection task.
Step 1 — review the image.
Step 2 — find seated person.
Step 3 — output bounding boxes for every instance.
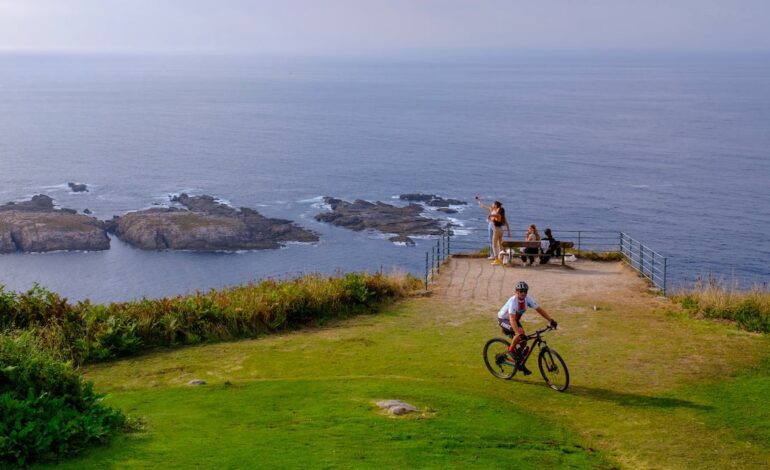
[539,228,561,264]
[520,224,540,266]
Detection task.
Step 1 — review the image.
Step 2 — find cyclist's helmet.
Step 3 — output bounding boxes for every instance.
[515,281,529,292]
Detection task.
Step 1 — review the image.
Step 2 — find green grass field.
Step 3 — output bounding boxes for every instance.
[41,286,770,469]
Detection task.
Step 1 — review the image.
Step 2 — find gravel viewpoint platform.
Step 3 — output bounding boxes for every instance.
[432,256,653,310]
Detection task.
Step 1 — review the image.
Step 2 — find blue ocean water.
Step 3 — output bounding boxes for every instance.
[0,53,768,302]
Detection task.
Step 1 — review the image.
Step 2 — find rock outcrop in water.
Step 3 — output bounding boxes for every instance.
[105,194,318,251]
[314,197,445,245]
[68,182,89,193]
[0,195,110,253]
[398,193,466,208]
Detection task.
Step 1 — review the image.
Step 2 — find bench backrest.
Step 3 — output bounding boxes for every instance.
[501,240,574,249]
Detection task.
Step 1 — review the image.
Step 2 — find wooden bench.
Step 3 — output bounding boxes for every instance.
[501,240,575,266]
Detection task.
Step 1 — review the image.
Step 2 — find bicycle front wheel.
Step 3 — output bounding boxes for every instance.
[538,348,569,391]
[483,338,516,379]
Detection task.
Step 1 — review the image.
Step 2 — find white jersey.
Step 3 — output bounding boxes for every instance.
[497,294,539,320]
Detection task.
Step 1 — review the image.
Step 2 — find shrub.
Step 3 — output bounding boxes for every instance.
[674,279,770,333]
[0,272,420,365]
[573,250,624,261]
[0,332,126,466]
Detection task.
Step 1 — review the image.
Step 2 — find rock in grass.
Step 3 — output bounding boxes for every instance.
[376,399,418,415]
[188,379,207,386]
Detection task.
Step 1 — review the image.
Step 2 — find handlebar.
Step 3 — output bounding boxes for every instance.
[526,325,555,340]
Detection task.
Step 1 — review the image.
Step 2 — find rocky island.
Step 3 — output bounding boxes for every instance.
[68,182,89,193]
[105,194,318,251]
[398,193,467,208]
[314,197,445,246]
[0,195,109,253]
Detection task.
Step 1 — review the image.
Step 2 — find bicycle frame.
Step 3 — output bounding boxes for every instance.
[517,326,554,367]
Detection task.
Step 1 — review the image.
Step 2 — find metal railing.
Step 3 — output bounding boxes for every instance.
[619,232,667,295]
[422,228,667,295]
[424,232,451,290]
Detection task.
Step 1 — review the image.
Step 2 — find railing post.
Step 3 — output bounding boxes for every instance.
[425,252,429,290]
[431,245,435,282]
[577,231,582,253]
[619,232,624,256]
[447,232,451,256]
[436,239,441,274]
[651,251,656,287]
[639,244,645,278]
[663,257,667,296]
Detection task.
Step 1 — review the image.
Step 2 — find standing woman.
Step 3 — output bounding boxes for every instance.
[520,224,540,266]
[476,196,497,260]
[490,201,511,265]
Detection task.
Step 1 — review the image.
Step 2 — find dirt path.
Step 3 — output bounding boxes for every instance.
[434,256,654,310]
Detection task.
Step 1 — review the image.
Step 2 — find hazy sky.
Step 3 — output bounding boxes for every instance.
[1,0,769,55]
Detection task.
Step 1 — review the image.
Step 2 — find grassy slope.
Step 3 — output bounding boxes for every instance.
[43,287,770,469]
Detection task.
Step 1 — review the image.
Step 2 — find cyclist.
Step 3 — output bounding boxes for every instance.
[497,281,557,375]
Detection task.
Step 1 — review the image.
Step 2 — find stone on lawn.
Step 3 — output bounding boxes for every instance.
[376,399,418,415]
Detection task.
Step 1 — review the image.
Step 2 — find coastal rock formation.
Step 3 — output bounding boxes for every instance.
[399,193,466,208]
[315,197,444,243]
[0,195,109,253]
[389,235,416,246]
[68,182,89,192]
[106,194,318,251]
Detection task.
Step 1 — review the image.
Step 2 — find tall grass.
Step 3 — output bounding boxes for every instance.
[573,249,624,261]
[0,272,421,365]
[673,278,770,333]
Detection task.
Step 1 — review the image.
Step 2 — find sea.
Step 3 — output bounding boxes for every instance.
[1,52,768,302]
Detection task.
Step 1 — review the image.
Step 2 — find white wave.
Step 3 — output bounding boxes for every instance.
[450,229,471,236]
[213,197,233,207]
[283,240,318,246]
[39,183,69,191]
[410,234,437,240]
[165,189,202,199]
[447,217,465,227]
[298,196,325,204]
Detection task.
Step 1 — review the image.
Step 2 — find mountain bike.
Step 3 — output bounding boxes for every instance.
[483,325,569,392]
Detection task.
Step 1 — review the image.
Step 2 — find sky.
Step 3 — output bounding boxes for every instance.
[1,0,769,55]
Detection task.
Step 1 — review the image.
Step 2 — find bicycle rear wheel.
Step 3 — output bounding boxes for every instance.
[483,338,516,379]
[538,348,569,391]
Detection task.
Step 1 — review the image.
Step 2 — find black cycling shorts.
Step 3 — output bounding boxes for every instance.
[498,313,523,335]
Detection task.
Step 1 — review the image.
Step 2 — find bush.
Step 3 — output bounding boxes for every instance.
[674,279,770,333]
[0,272,420,365]
[573,250,624,261]
[0,332,126,466]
